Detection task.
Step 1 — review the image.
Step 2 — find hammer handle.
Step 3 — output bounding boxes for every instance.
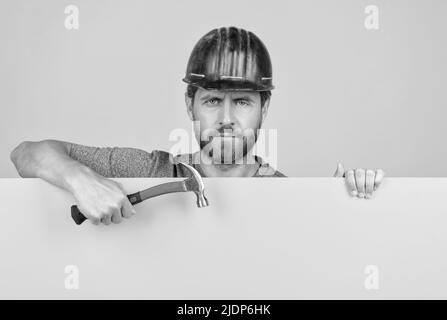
[71,192,142,225]
[71,181,186,225]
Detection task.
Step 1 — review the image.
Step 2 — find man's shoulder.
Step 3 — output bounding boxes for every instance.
[143,152,288,177]
[266,169,287,177]
[254,155,287,177]
[172,153,287,177]
[257,166,287,177]
[171,152,196,165]
[110,148,175,166]
[112,148,198,178]
[150,149,175,161]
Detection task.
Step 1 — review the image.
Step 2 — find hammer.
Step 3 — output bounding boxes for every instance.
[70,162,209,225]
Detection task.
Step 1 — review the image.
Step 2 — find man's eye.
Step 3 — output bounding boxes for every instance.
[236,99,250,107]
[206,98,220,105]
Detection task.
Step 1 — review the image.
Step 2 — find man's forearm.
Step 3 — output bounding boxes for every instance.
[10,140,92,192]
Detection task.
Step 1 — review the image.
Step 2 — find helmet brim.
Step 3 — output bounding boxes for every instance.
[182,78,274,91]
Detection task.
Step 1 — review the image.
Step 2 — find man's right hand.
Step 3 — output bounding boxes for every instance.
[10,140,136,226]
[66,166,136,225]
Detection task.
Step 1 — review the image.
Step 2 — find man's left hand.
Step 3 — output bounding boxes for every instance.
[333,162,385,199]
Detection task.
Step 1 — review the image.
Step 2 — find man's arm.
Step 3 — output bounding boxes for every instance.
[10,140,136,225]
[11,140,76,184]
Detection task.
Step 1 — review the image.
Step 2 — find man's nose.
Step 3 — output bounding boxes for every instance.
[219,98,235,125]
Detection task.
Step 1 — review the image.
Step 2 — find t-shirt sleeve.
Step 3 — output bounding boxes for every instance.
[68,143,176,178]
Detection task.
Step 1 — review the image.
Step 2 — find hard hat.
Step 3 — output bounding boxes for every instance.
[183,27,274,91]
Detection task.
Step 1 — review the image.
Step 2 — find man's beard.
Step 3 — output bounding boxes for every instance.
[200,129,259,165]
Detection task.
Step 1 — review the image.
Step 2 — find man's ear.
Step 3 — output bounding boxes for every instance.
[185,92,194,121]
[261,97,270,124]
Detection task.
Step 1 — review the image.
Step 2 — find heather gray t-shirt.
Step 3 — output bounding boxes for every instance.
[68,143,286,178]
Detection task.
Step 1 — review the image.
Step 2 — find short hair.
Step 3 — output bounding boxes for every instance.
[186,84,271,107]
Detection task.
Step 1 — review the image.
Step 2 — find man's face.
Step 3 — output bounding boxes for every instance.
[185,87,270,164]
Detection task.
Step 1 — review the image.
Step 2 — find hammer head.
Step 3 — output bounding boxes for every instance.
[178,162,209,208]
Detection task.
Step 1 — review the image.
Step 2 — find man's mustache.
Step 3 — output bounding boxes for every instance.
[215,126,241,137]
[216,125,232,133]
[200,127,259,142]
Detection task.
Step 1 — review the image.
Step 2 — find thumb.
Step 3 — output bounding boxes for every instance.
[333,162,345,177]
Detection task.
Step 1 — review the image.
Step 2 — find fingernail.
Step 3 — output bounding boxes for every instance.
[358,193,365,198]
[365,193,371,199]
[351,190,358,196]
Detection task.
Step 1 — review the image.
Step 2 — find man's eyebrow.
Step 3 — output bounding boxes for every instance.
[232,95,255,102]
[199,94,223,101]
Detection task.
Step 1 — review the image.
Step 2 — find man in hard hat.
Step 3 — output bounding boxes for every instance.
[10,27,385,225]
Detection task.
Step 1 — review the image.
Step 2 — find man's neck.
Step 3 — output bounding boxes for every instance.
[198,150,260,177]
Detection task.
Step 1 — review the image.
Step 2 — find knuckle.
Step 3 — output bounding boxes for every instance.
[88,210,101,220]
[101,210,112,218]
[118,196,128,204]
[108,203,121,212]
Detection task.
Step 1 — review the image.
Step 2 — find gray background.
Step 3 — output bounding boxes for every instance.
[1,0,446,177]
